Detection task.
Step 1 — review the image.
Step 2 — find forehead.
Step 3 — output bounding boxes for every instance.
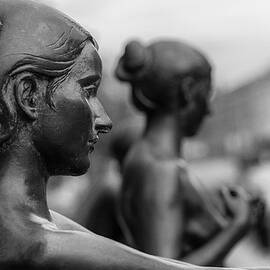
[71,42,102,79]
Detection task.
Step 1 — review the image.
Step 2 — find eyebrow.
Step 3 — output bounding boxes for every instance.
[78,75,101,87]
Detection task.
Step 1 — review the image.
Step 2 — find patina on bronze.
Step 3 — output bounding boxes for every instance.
[0,0,267,269]
[115,40,263,266]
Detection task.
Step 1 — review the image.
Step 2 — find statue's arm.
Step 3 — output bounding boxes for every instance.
[181,168,258,266]
[182,220,246,266]
[50,206,239,267]
[40,229,203,270]
[41,229,266,270]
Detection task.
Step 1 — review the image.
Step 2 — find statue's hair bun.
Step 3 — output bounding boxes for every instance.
[115,40,150,82]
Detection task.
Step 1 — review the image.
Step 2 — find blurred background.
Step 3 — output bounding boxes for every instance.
[40,0,270,267]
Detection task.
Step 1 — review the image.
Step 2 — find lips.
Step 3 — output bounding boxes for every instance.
[88,135,99,144]
[89,145,94,153]
[87,136,99,152]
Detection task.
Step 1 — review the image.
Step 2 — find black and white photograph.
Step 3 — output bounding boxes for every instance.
[1,0,270,269]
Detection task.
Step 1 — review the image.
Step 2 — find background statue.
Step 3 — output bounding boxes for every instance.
[115,40,263,266]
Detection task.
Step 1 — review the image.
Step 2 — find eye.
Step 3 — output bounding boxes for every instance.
[83,84,97,99]
[78,75,101,99]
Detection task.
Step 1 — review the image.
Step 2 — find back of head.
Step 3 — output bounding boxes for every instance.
[115,39,211,113]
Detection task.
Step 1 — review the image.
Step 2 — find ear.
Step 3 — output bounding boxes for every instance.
[14,73,39,120]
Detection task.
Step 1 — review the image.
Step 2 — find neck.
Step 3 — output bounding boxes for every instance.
[0,135,51,222]
[144,111,183,158]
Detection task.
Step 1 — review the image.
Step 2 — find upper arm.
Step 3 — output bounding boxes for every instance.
[40,230,197,270]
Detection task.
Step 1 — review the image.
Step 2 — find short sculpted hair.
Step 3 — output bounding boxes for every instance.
[0,0,98,146]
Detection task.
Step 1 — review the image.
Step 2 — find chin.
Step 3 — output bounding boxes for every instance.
[49,156,90,176]
[183,127,198,137]
[183,120,204,137]
[69,158,90,176]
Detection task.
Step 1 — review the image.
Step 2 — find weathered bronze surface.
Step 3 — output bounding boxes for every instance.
[115,40,263,266]
[0,0,267,269]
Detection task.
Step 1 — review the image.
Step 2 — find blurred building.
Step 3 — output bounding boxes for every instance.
[187,69,270,160]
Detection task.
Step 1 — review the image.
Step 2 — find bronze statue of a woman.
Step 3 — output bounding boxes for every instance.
[0,0,267,269]
[115,40,263,266]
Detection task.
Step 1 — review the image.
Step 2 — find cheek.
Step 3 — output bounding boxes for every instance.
[40,96,93,150]
[58,98,92,144]
[183,105,197,122]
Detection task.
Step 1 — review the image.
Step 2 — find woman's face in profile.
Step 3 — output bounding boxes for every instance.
[181,78,212,137]
[35,42,112,176]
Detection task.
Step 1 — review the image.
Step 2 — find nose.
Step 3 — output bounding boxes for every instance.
[95,114,112,134]
[94,100,112,134]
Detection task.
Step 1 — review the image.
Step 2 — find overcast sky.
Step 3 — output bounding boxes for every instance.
[41,0,270,90]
